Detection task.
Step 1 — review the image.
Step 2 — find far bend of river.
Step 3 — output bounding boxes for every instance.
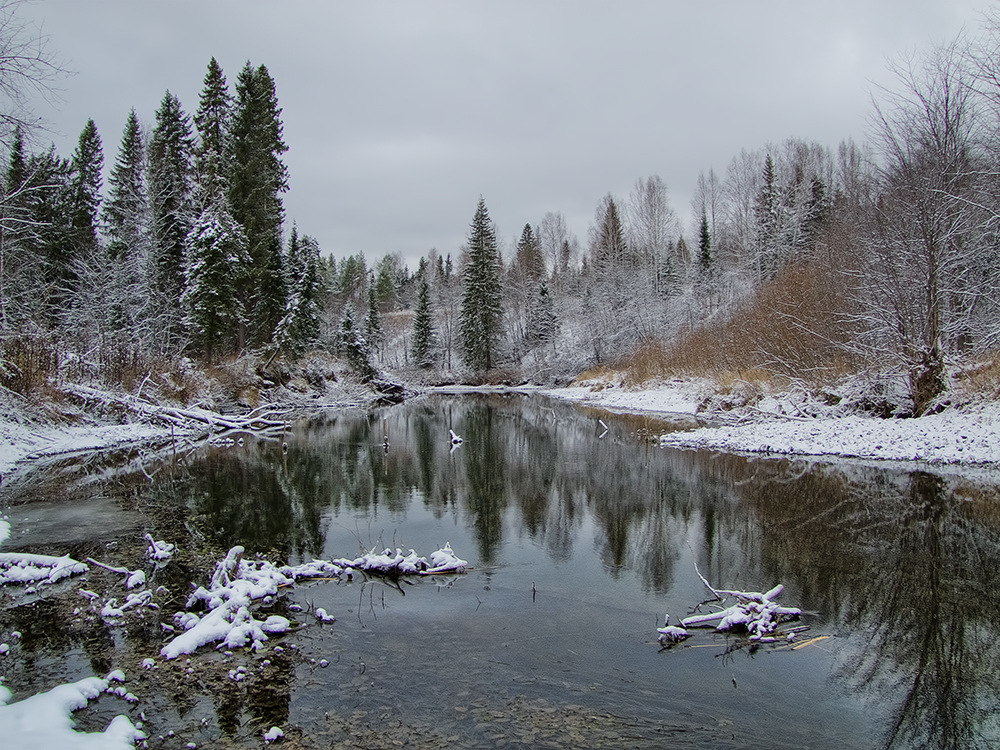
[2,393,1000,749]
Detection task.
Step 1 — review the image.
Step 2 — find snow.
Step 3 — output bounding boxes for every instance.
[546,379,1000,467]
[0,417,170,477]
[161,542,467,660]
[0,673,143,749]
[0,552,88,586]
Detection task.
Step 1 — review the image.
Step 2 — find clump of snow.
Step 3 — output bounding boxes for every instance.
[263,726,284,743]
[0,519,9,547]
[0,552,88,586]
[144,535,175,563]
[162,542,469,659]
[0,673,144,749]
[679,584,801,641]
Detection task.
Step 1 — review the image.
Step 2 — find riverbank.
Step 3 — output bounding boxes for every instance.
[4,370,1000,479]
[543,377,1000,467]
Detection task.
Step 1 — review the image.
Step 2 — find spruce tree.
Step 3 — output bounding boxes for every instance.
[411,272,435,367]
[103,109,147,261]
[339,306,376,381]
[229,61,289,344]
[193,57,231,207]
[365,273,383,360]
[459,196,503,371]
[102,109,149,333]
[525,281,556,346]
[69,119,103,255]
[181,203,248,360]
[149,91,194,310]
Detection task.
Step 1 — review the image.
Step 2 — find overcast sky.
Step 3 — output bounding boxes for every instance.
[18,0,995,268]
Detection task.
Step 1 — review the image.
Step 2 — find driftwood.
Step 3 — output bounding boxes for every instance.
[63,383,289,434]
[659,553,803,647]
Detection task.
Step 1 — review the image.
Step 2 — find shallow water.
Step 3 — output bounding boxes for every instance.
[2,393,1000,748]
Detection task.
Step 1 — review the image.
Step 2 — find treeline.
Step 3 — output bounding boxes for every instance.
[4,18,1000,415]
[0,56,320,370]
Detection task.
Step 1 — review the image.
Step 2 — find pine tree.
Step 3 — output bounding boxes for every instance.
[411,271,436,367]
[181,203,248,360]
[148,91,194,310]
[193,57,231,207]
[459,197,503,371]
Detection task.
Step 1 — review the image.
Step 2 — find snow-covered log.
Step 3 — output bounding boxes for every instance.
[62,383,289,434]
[680,582,801,640]
[0,552,88,585]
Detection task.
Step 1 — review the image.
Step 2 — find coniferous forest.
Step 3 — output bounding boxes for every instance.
[4,16,1000,417]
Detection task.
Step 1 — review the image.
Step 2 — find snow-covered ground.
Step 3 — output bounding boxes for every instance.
[543,378,1000,467]
[0,417,172,477]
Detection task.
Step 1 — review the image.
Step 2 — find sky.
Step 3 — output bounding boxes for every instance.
[14,0,996,268]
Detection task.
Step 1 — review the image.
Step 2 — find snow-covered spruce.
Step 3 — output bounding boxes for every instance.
[162,542,468,659]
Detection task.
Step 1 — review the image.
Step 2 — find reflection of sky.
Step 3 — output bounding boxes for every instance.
[10,395,999,746]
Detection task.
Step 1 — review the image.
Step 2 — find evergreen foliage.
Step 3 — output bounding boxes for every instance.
[193,57,231,207]
[228,61,289,345]
[411,272,436,367]
[339,306,376,381]
[103,109,147,261]
[365,274,383,359]
[148,91,194,309]
[181,203,248,360]
[459,197,503,371]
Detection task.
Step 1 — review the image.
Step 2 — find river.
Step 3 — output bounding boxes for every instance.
[2,392,999,748]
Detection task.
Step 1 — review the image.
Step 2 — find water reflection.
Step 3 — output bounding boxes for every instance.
[737,461,1000,749]
[3,394,1000,747]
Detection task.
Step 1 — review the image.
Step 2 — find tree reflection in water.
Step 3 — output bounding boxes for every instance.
[7,394,998,746]
[738,461,1000,749]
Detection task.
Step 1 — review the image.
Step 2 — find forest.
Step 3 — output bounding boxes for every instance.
[4,10,1000,417]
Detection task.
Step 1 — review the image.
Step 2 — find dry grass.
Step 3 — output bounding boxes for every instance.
[614,260,864,389]
[952,351,1000,398]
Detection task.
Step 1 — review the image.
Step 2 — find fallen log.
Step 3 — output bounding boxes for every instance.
[63,383,289,434]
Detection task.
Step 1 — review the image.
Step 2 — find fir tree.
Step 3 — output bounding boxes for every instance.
[459,197,503,371]
[181,203,248,360]
[525,281,556,346]
[149,90,194,309]
[103,109,147,261]
[270,226,320,356]
[411,272,436,367]
[102,109,149,333]
[514,223,545,280]
[698,210,711,275]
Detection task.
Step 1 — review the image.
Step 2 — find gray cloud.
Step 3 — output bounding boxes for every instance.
[21,0,991,267]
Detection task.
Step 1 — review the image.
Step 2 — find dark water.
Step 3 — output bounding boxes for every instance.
[2,393,1000,748]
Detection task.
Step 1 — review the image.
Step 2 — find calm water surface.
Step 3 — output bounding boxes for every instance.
[2,393,999,749]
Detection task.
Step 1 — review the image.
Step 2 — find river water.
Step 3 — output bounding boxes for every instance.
[2,393,999,748]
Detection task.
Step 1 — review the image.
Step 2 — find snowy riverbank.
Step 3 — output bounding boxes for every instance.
[543,378,1000,467]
